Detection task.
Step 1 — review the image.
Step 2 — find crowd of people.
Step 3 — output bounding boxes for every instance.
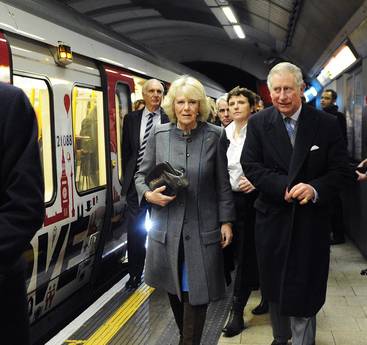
[120,62,367,345]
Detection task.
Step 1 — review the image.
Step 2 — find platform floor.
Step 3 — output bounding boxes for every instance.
[54,240,367,345]
[218,240,367,345]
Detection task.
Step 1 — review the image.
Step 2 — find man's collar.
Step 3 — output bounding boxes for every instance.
[281,104,302,121]
[143,107,161,117]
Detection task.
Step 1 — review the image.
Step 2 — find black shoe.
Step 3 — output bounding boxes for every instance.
[222,297,245,337]
[125,275,142,290]
[330,237,345,245]
[270,341,288,345]
[252,298,269,315]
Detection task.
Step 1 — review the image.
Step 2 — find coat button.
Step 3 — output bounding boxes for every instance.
[185,235,190,240]
[187,138,192,143]
[186,153,190,157]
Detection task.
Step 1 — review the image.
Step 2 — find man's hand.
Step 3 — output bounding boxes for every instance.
[220,223,233,248]
[285,183,315,205]
[238,176,256,193]
[144,186,176,207]
[356,159,367,182]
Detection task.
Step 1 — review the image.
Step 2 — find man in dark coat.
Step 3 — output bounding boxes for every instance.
[122,79,169,289]
[241,63,352,345]
[0,83,44,344]
[321,89,348,244]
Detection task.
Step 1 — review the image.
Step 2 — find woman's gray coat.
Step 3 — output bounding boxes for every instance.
[135,122,235,305]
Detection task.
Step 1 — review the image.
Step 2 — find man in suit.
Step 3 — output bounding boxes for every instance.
[122,79,168,289]
[0,83,44,344]
[321,89,348,244]
[241,62,352,345]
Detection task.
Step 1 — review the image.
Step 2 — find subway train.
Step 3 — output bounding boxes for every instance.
[0,2,225,343]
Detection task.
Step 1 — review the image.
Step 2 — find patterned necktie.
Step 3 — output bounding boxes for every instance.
[284,117,295,146]
[137,113,154,167]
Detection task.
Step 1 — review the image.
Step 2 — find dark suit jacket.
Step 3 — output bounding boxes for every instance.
[0,83,44,273]
[121,107,169,195]
[241,104,353,317]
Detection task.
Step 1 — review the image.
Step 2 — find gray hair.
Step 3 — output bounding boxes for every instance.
[142,78,164,94]
[216,93,228,107]
[267,62,304,90]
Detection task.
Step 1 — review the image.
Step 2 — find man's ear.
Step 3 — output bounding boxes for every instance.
[300,82,306,96]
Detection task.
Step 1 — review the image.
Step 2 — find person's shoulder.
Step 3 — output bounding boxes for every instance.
[154,122,173,134]
[0,82,23,99]
[204,121,224,136]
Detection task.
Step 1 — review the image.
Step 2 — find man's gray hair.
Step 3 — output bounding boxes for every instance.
[216,93,228,107]
[267,62,304,90]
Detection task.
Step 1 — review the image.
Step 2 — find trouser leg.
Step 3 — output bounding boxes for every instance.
[0,270,30,345]
[290,315,316,345]
[182,293,208,345]
[168,293,184,338]
[126,184,147,279]
[269,302,292,343]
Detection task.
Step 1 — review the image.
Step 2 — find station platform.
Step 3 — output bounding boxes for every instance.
[48,240,367,345]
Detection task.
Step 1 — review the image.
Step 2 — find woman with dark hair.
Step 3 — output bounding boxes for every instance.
[135,75,235,345]
[222,86,267,337]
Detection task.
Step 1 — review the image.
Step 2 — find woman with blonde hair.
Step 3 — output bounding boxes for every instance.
[135,75,235,345]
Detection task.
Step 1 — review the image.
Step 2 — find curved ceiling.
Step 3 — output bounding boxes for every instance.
[51,0,367,82]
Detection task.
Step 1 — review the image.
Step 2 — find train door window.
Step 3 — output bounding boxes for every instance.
[115,83,130,182]
[72,86,106,192]
[13,75,53,203]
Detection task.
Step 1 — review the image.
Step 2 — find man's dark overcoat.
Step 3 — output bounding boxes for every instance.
[241,104,352,317]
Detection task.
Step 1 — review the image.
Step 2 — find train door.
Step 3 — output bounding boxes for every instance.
[7,32,109,323]
[99,65,134,260]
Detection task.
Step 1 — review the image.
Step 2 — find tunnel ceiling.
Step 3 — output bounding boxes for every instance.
[55,0,364,82]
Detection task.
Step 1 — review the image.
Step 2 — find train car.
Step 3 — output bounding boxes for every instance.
[0,2,225,342]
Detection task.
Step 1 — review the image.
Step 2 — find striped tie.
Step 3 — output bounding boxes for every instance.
[284,117,296,146]
[137,113,154,167]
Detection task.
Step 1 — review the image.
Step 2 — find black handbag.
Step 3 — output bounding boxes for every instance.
[145,161,189,196]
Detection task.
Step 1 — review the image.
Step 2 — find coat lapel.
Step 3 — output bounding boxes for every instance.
[266,108,293,171]
[288,106,319,187]
[134,109,143,150]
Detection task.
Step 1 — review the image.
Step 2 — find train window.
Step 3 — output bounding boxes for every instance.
[72,86,106,192]
[115,83,130,182]
[13,75,54,203]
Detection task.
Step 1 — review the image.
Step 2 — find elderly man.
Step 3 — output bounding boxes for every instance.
[122,79,169,289]
[241,62,352,345]
[216,94,232,127]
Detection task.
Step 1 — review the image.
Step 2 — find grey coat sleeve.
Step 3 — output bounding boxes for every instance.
[216,128,236,223]
[134,126,157,205]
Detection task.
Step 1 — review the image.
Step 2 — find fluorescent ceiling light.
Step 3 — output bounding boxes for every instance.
[233,25,245,39]
[304,86,318,102]
[222,6,237,24]
[316,45,357,85]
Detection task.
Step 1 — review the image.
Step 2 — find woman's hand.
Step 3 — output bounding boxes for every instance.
[220,223,233,248]
[144,186,176,207]
[238,176,255,193]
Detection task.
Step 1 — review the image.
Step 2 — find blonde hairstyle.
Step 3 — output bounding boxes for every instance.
[207,97,217,123]
[162,75,210,123]
[267,62,304,90]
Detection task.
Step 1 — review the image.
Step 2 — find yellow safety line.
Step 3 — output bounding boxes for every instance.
[77,283,155,345]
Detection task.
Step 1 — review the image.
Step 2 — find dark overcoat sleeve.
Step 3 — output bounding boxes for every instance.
[0,84,44,271]
[241,115,288,202]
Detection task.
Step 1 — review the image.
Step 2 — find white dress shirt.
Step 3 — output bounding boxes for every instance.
[139,107,161,146]
[225,121,247,192]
